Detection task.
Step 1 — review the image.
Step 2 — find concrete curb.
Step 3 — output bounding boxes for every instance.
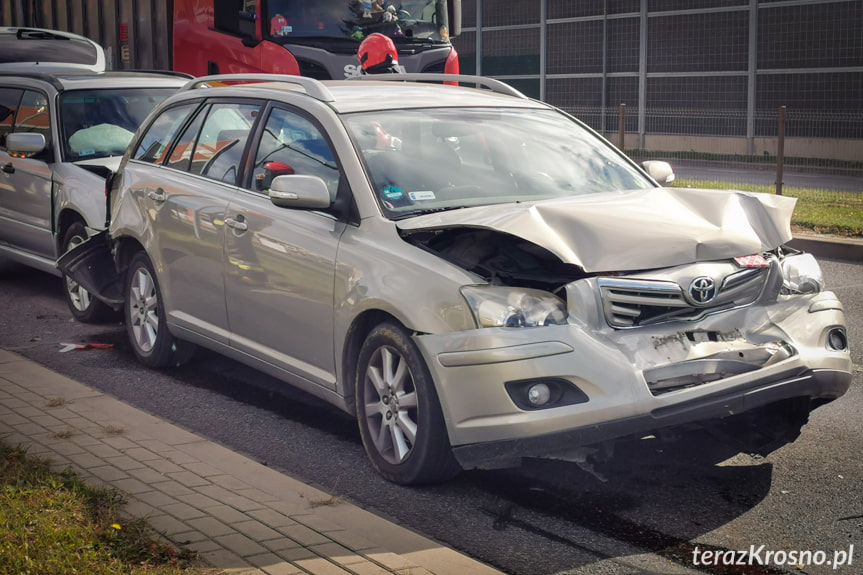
[788,234,863,264]
[0,349,503,575]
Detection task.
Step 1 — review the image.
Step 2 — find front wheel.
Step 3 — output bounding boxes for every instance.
[356,322,460,485]
[124,252,194,368]
[61,222,115,323]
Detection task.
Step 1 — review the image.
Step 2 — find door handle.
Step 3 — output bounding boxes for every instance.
[225,216,248,232]
[147,188,166,202]
[1,162,13,174]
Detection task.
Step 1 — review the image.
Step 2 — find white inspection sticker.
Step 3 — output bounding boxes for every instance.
[408,191,436,201]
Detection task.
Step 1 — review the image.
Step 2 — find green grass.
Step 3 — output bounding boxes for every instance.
[0,441,209,575]
[676,178,863,237]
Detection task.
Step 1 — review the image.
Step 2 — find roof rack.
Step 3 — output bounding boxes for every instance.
[351,73,528,99]
[180,74,335,102]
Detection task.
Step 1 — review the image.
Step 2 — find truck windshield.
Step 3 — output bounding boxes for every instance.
[266,0,451,44]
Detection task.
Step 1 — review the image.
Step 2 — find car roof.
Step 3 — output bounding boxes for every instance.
[178,74,551,114]
[0,70,191,92]
[0,27,106,73]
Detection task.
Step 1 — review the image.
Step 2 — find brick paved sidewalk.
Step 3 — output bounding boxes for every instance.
[0,349,503,575]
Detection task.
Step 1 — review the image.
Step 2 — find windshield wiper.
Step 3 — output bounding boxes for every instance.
[17,29,71,40]
[391,205,467,220]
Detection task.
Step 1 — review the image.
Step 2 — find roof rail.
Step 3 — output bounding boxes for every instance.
[180,74,335,102]
[125,69,194,79]
[351,73,528,99]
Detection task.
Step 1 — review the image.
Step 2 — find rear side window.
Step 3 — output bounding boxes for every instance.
[14,90,51,147]
[167,105,208,172]
[0,88,23,148]
[133,103,198,163]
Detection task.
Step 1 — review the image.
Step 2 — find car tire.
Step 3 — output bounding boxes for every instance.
[356,322,460,485]
[124,251,194,368]
[61,222,115,323]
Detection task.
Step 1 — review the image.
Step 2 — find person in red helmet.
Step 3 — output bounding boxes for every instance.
[357,33,404,74]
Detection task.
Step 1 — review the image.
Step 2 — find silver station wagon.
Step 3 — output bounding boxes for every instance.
[61,74,852,485]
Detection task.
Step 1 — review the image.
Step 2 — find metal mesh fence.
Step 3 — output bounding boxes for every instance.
[457,0,863,200]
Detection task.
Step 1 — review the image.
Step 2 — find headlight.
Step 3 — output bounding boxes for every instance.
[781,253,824,294]
[461,286,568,328]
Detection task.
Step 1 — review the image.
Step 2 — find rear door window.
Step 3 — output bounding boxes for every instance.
[187,102,261,185]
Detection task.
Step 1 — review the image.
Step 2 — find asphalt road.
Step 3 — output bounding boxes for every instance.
[670,160,862,193]
[1,257,861,575]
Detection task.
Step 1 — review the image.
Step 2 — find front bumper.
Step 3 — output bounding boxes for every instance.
[415,290,852,470]
[450,367,849,469]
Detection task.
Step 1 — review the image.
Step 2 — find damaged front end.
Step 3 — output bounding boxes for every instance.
[403,224,851,471]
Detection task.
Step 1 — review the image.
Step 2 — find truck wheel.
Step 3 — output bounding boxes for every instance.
[61,222,115,323]
[124,251,194,368]
[356,322,460,485]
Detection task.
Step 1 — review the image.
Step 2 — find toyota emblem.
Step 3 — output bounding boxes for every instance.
[689,276,717,304]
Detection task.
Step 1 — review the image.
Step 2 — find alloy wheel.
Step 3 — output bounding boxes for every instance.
[363,345,419,465]
[129,266,159,353]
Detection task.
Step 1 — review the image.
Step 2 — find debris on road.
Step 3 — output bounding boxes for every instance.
[58,342,114,353]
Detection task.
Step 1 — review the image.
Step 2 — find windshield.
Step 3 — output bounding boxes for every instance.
[266,0,451,44]
[345,108,656,219]
[60,88,176,161]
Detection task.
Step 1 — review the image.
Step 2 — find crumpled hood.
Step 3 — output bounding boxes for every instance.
[396,187,796,272]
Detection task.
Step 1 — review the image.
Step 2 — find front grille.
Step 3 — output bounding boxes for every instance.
[599,267,770,328]
[599,279,689,328]
[421,60,446,73]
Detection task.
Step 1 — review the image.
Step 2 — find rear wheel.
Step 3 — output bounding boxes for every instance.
[356,322,460,485]
[124,251,194,368]
[61,222,114,323]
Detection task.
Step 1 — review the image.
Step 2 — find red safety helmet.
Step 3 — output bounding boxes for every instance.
[357,33,399,74]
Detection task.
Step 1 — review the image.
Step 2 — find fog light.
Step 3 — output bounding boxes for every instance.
[527,383,551,406]
[827,328,848,351]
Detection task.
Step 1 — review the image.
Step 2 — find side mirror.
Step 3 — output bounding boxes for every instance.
[269,175,332,210]
[642,160,675,185]
[6,133,47,157]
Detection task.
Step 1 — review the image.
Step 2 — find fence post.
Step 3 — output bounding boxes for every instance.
[618,103,626,151]
[775,105,786,196]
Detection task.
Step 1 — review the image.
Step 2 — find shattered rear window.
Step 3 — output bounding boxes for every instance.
[0,36,98,65]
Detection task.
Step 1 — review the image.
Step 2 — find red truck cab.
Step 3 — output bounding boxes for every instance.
[173,0,460,79]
